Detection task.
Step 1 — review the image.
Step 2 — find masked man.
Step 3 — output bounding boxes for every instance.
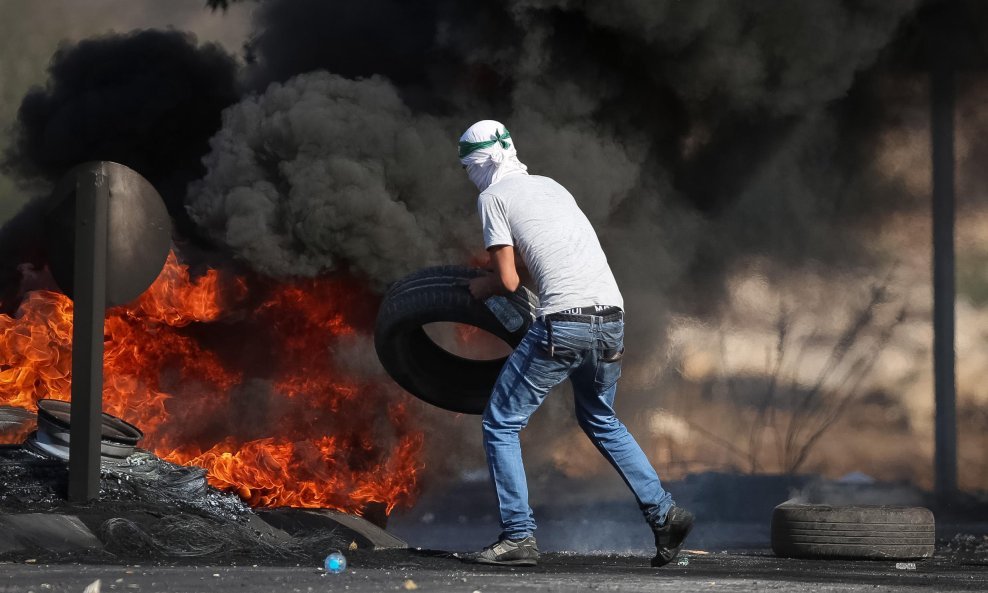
[460,120,693,567]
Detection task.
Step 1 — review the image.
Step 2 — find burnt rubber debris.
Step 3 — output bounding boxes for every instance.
[0,408,358,564]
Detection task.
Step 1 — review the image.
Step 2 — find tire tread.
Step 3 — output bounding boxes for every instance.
[771,503,935,560]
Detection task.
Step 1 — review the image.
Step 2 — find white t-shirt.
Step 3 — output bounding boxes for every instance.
[477,174,624,316]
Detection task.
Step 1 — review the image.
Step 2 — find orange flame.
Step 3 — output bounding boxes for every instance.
[163,405,420,514]
[0,251,422,514]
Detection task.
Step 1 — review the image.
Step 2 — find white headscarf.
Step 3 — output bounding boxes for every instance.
[458,120,529,192]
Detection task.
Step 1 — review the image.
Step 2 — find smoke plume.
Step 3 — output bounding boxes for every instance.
[187,73,473,284]
[4,29,239,234]
[3,1,950,306]
[181,0,935,346]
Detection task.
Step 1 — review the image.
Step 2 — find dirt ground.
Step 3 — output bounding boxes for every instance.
[2,549,986,593]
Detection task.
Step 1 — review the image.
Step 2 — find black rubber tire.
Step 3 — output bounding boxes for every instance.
[375,266,537,414]
[771,503,935,560]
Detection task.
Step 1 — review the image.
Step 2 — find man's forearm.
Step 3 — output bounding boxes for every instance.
[492,263,523,293]
[486,271,515,295]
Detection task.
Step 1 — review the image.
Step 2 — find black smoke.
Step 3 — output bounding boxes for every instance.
[0,199,53,313]
[246,0,443,89]
[3,29,239,236]
[195,0,957,317]
[6,0,988,325]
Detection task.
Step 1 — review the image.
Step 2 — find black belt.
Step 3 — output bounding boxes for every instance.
[545,306,623,324]
[543,306,624,358]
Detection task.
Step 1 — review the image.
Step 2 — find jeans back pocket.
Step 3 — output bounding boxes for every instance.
[594,352,623,390]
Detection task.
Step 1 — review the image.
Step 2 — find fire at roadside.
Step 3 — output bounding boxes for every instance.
[0,250,423,516]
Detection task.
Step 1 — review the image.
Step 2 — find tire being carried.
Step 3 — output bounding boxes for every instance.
[771,503,935,560]
[374,266,538,414]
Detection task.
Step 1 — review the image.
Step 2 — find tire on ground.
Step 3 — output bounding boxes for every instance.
[771,503,935,560]
[375,266,537,414]
[0,406,35,435]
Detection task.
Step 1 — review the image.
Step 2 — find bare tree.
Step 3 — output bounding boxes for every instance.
[691,274,905,475]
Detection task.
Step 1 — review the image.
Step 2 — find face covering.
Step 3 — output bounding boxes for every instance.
[458,120,529,192]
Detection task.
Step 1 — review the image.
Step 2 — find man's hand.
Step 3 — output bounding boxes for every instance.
[468,273,498,300]
[468,245,521,300]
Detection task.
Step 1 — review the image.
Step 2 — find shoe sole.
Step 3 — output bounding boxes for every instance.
[474,557,538,567]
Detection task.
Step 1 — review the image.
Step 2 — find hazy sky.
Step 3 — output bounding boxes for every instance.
[0,0,253,222]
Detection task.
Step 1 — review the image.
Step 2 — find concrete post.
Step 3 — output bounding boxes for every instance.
[68,164,109,502]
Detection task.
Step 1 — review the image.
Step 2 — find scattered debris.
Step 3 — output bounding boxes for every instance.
[0,444,365,564]
[403,578,418,590]
[941,534,988,565]
[258,508,406,550]
[0,446,249,522]
[97,514,290,561]
[677,555,690,566]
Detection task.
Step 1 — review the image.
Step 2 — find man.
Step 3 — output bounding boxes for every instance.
[459,120,694,567]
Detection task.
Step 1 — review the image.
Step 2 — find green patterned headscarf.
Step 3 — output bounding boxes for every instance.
[458,120,529,191]
[458,127,512,159]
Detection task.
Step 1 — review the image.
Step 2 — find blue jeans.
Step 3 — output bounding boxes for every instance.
[482,315,674,540]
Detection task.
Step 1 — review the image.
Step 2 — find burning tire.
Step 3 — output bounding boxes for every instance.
[771,503,935,560]
[375,266,537,414]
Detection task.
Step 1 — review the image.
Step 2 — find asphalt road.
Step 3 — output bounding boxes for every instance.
[2,550,986,593]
